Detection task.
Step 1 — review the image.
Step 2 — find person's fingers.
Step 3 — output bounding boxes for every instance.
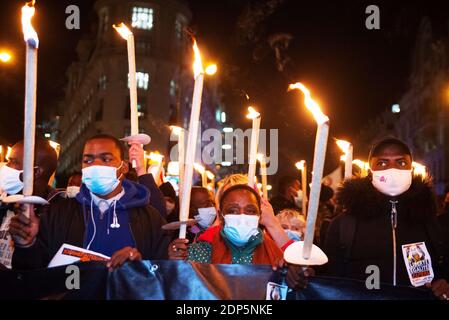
[129,248,142,261]
[15,213,31,225]
[9,221,32,238]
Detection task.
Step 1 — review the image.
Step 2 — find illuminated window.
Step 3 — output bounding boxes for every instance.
[170,80,177,97]
[98,75,107,90]
[175,15,187,39]
[131,7,154,30]
[98,7,109,35]
[128,72,149,90]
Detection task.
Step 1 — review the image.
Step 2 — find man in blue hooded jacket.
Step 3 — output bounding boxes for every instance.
[9,134,171,270]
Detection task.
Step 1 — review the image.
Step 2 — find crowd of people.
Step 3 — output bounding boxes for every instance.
[1,134,449,299]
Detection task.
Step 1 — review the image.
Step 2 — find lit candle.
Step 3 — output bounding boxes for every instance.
[21,1,39,217]
[336,139,353,179]
[48,140,60,187]
[246,107,261,188]
[194,163,207,187]
[289,83,330,260]
[178,40,206,239]
[206,170,215,190]
[295,160,308,217]
[146,152,164,185]
[353,159,369,177]
[412,162,427,178]
[114,23,151,167]
[257,154,268,199]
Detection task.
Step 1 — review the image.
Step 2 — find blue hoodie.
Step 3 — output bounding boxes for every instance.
[76,179,149,257]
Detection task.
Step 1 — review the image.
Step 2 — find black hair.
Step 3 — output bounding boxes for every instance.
[320,184,334,203]
[368,138,412,163]
[219,184,261,211]
[84,134,125,160]
[15,138,58,183]
[278,176,298,195]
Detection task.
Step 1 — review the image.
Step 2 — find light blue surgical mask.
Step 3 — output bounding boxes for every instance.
[222,214,260,247]
[82,162,123,196]
[285,229,302,242]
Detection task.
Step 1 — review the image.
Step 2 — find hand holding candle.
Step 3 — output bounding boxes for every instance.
[178,39,216,239]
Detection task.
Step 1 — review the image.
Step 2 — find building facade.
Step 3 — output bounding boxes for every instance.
[57,0,224,179]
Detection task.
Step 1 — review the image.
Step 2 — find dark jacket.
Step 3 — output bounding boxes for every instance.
[138,174,167,218]
[12,180,171,270]
[324,176,449,286]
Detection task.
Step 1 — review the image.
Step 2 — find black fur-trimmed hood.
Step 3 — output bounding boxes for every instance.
[336,176,437,223]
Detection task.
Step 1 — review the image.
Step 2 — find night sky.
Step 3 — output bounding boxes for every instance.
[1,0,448,177]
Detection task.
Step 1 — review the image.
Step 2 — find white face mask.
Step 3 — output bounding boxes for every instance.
[372,169,413,197]
[0,165,24,195]
[194,207,217,229]
[222,214,260,247]
[66,186,80,199]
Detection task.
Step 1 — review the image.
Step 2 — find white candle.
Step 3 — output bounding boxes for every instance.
[336,140,353,179]
[114,23,141,168]
[257,154,268,199]
[290,83,330,260]
[179,40,205,239]
[296,160,308,217]
[247,107,261,188]
[21,1,39,218]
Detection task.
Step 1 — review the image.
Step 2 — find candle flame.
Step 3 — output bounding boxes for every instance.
[412,162,427,178]
[193,163,205,174]
[22,1,39,48]
[246,106,260,120]
[6,147,12,161]
[256,153,265,162]
[340,155,346,162]
[353,159,369,170]
[113,23,133,40]
[192,40,204,79]
[170,126,183,136]
[206,170,215,180]
[267,185,273,191]
[147,152,164,164]
[289,83,329,125]
[296,160,306,171]
[336,139,351,154]
[167,161,180,176]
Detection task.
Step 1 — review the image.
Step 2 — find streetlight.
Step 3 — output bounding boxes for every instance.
[0,50,13,63]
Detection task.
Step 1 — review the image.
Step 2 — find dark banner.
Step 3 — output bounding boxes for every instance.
[0,261,433,300]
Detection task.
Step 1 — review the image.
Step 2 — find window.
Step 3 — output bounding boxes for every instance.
[125,97,146,119]
[98,75,107,91]
[128,72,149,90]
[131,7,154,30]
[175,15,187,40]
[170,80,178,97]
[98,7,109,35]
[138,103,146,119]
